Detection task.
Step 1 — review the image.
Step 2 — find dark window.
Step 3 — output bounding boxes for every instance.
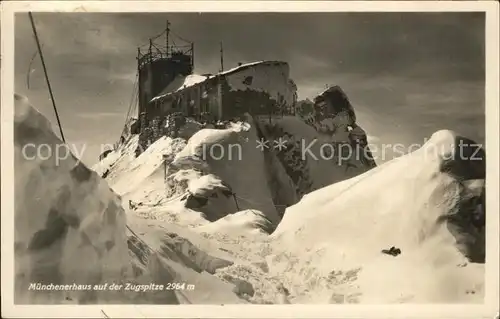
[242,76,253,86]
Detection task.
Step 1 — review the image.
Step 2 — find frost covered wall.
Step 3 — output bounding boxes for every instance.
[135,61,298,153]
[147,61,297,123]
[147,74,215,121]
[220,61,297,119]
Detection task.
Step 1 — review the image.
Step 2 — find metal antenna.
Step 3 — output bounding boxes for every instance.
[220,41,224,72]
[191,42,195,70]
[166,20,170,55]
[28,12,66,143]
[148,39,153,63]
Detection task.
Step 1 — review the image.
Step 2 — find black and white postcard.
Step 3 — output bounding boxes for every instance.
[1,1,499,318]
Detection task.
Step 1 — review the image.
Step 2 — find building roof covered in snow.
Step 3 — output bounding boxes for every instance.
[215,60,287,77]
[150,60,289,103]
[151,74,209,102]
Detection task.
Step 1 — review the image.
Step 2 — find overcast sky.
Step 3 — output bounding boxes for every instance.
[14,12,485,166]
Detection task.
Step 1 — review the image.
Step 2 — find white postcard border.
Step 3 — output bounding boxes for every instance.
[1,1,498,318]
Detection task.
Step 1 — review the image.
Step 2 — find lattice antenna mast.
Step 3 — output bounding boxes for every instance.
[166,20,171,56]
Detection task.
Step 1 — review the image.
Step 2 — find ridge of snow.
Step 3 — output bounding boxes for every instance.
[266,129,485,303]
[195,209,272,236]
[214,61,283,77]
[151,74,209,102]
[188,174,230,196]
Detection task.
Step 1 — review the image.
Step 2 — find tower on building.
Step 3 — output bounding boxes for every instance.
[137,21,194,119]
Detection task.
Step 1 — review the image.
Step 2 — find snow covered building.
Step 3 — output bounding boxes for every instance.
[146,61,298,122]
[129,24,298,154]
[135,25,297,126]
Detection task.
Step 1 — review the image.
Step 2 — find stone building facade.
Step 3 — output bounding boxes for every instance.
[135,61,298,153]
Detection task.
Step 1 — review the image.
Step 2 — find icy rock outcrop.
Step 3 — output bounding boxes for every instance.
[14,95,181,304]
[313,86,356,130]
[14,94,129,303]
[256,118,375,203]
[256,86,376,204]
[135,112,202,157]
[297,86,357,137]
[297,86,375,161]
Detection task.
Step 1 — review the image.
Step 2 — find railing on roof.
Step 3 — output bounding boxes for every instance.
[136,21,195,70]
[137,44,194,69]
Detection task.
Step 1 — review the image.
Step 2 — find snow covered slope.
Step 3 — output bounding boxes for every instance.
[15,93,486,305]
[14,94,130,303]
[13,95,247,304]
[269,129,485,303]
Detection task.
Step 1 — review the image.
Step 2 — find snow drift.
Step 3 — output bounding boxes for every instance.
[13,95,247,304]
[14,94,131,303]
[171,117,282,224]
[14,87,486,305]
[269,129,486,303]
